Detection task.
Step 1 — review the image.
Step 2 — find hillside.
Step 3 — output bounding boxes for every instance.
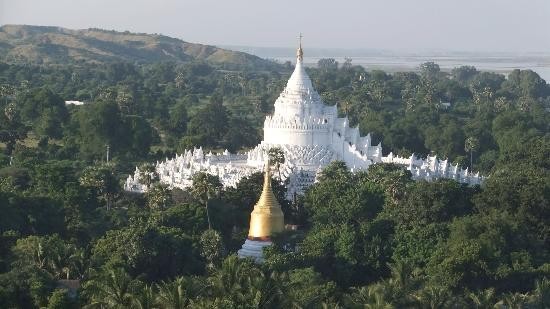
[0,25,277,68]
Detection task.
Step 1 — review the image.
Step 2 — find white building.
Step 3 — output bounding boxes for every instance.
[125,43,483,198]
[64,100,86,106]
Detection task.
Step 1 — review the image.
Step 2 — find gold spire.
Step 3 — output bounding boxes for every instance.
[297,33,303,62]
[247,160,284,239]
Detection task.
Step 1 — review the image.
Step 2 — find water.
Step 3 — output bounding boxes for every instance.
[276,55,550,82]
[226,46,550,82]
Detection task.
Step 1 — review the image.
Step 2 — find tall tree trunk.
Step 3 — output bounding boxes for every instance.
[205,199,212,230]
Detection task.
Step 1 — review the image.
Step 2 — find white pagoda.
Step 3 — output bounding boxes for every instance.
[125,41,482,198]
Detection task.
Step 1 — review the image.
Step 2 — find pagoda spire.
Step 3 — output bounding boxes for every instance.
[247,159,284,240]
[297,33,303,62]
[238,159,285,262]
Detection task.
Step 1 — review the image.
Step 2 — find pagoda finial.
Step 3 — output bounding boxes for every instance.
[263,158,272,190]
[297,33,303,62]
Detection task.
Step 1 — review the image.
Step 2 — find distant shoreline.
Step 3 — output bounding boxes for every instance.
[223,45,550,82]
[276,55,550,82]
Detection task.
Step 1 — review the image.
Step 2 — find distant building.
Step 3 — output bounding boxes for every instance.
[65,100,85,106]
[126,42,483,199]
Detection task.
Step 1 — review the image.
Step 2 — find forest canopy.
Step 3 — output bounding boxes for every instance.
[0,53,549,307]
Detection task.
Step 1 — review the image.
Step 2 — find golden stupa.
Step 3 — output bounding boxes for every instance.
[247,162,284,240]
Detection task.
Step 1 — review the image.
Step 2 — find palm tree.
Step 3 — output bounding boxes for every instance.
[156,277,188,309]
[139,163,158,189]
[468,288,497,308]
[412,286,453,309]
[321,301,345,309]
[211,255,257,304]
[84,268,136,308]
[345,285,393,309]
[464,137,479,170]
[248,271,290,308]
[387,261,417,292]
[132,284,156,309]
[532,277,550,308]
[384,260,419,306]
[268,147,285,180]
[155,276,206,309]
[499,292,527,309]
[49,244,84,280]
[191,172,222,230]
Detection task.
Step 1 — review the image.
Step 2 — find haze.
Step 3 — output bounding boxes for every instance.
[1,0,549,53]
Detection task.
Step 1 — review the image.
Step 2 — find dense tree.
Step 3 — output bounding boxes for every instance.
[389,180,476,227]
[0,102,28,155]
[79,163,120,210]
[167,100,188,134]
[186,94,229,148]
[318,58,339,71]
[75,100,124,159]
[451,66,478,85]
[419,62,441,81]
[191,172,222,230]
[83,268,138,308]
[11,234,84,280]
[199,229,225,271]
[0,56,549,307]
[91,223,202,281]
[146,183,172,210]
[267,146,285,180]
[47,289,77,309]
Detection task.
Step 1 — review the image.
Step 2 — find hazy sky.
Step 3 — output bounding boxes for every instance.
[1,0,549,52]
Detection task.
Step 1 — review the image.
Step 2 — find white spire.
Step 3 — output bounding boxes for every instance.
[285,35,315,94]
[297,33,303,62]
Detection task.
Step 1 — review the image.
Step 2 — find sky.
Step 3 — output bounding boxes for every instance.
[1,0,550,53]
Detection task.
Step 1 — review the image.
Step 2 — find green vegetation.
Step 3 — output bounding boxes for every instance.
[0,25,277,69]
[0,37,548,307]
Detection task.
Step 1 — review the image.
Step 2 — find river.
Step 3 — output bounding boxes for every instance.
[227,46,550,82]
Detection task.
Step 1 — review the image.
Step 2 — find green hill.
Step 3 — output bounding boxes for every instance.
[0,24,276,68]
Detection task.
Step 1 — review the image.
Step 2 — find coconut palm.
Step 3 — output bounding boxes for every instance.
[156,277,189,309]
[412,286,453,309]
[346,285,393,309]
[248,271,291,308]
[210,255,257,304]
[468,288,497,308]
[321,301,345,309]
[139,163,158,188]
[191,172,222,230]
[499,292,527,309]
[49,244,85,280]
[84,268,136,308]
[464,137,479,170]
[532,277,550,308]
[387,261,417,292]
[132,284,156,309]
